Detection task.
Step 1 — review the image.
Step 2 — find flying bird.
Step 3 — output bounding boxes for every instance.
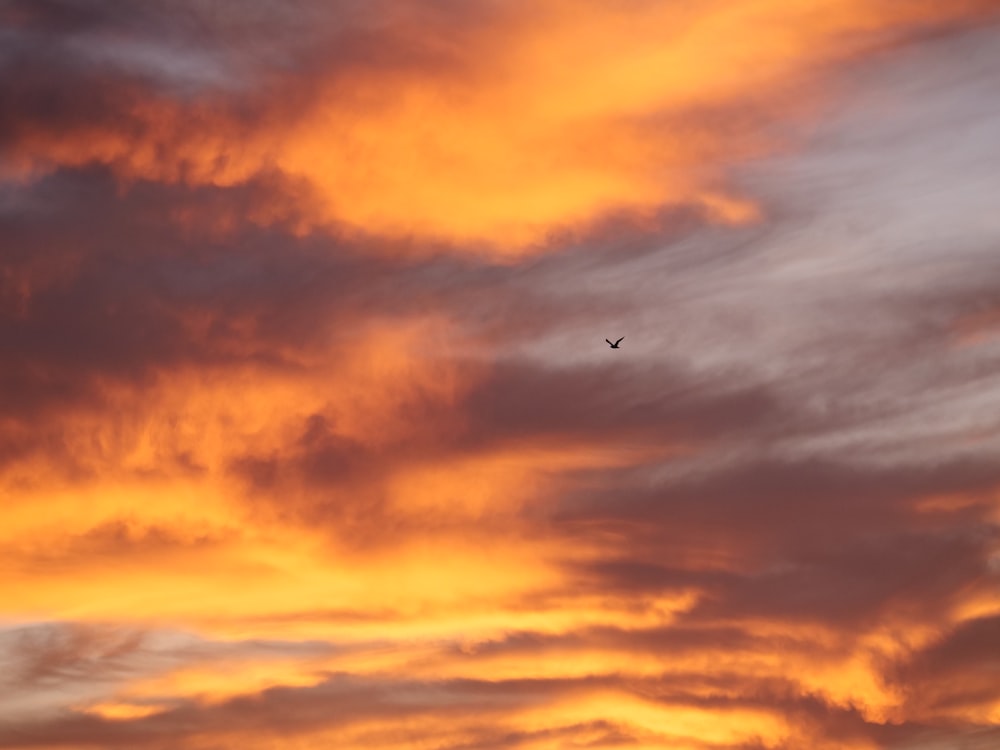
[606,337,624,349]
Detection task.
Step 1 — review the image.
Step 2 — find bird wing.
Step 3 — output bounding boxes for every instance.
[606,339,614,346]
[614,337,624,346]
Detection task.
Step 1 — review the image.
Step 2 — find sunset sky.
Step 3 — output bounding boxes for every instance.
[2,1,1000,748]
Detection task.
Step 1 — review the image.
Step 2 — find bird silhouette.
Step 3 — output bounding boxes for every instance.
[606,337,624,349]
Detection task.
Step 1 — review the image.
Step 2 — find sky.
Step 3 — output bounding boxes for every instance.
[2,1,1000,748]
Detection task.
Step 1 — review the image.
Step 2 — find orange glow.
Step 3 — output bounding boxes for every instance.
[519,691,791,748]
[7,0,993,252]
[4,1,1000,749]
[82,702,169,721]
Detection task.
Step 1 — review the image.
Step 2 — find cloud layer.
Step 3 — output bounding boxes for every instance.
[2,2,1000,748]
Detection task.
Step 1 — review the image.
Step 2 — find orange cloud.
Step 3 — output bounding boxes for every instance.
[4,2,1000,749]
[5,0,996,253]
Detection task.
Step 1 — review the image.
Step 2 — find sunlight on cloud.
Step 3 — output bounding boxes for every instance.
[83,701,169,721]
[3,1,1000,748]
[4,0,992,252]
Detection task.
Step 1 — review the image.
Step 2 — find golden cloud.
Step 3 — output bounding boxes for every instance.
[5,0,994,253]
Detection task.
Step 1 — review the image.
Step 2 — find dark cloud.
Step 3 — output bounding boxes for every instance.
[218,349,792,548]
[0,0,491,178]
[548,456,1000,631]
[888,614,1000,721]
[458,358,781,447]
[0,168,431,413]
[556,456,1000,557]
[684,529,995,627]
[0,669,844,749]
[447,623,809,663]
[0,622,147,689]
[2,632,998,748]
[0,673,597,748]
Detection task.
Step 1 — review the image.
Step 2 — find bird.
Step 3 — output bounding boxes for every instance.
[606,336,624,349]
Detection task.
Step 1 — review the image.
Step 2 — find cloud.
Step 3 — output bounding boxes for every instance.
[3,3,1000,750]
[4,1,997,249]
[0,669,896,749]
[888,614,1000,723]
